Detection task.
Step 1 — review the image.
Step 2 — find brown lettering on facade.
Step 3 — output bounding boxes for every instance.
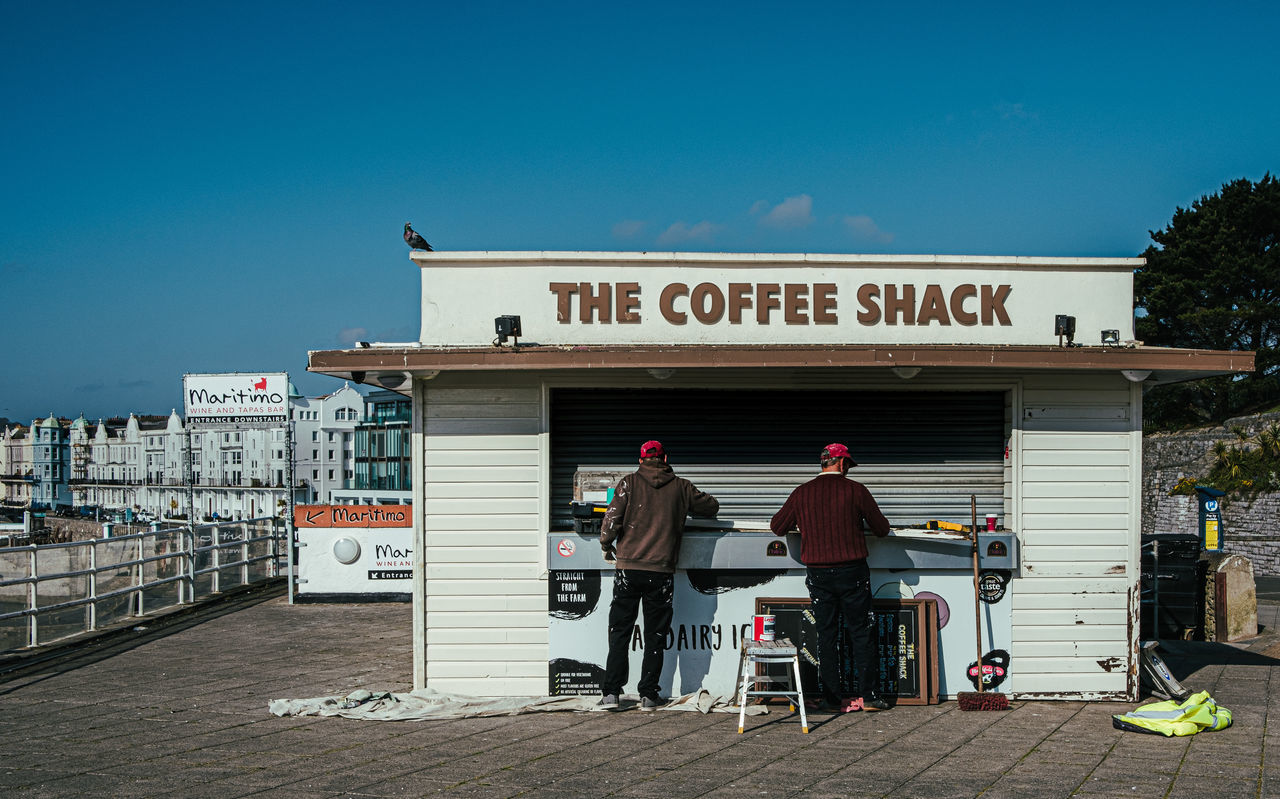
[951,284,978,325]
[617,282,641,323]
[917,284,950,326]
[660,283,688,324]
[982,284,1012,325]
[856,284,881,325]
[884,284,916,325]
[549,282,577,324]
[549,280,1011,328]
[728,283,753,324]
[756,283,781,324]
[579,282,612,323]
[813,283,837,324]
[784,283,809,324]
[690,283,725,324]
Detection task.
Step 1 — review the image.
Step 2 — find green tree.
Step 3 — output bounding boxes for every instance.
[1135,174,1280,428]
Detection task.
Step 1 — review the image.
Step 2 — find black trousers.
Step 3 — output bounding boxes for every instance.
[806,561,879,703]
[601,569,674,699]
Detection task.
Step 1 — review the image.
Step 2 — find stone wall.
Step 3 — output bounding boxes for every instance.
[1143,410,1280,576]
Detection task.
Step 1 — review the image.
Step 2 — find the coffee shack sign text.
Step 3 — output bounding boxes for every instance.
[415,254,1141,346]
[548,281,1013,327]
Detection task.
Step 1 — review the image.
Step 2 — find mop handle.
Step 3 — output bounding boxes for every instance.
[971,494,984,694]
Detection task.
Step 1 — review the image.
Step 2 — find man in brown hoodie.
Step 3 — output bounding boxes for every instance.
[597,440,719,710]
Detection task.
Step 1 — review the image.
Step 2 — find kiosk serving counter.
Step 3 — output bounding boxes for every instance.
[307,250,1253,701]
[547,524,1019,698]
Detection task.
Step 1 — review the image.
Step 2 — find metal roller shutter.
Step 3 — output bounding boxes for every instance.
[550,388,1006,528]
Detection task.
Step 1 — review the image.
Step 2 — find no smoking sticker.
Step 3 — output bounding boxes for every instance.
[557,539,576,557]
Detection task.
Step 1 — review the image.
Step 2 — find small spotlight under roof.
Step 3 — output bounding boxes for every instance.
[494,315,522,346]
[1055,315,1076,347]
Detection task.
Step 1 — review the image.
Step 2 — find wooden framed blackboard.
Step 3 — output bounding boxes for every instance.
[755,596,938,705]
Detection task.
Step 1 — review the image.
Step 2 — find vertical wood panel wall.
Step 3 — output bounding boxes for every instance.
[1012,373,1139,699]
[419,381,547,695]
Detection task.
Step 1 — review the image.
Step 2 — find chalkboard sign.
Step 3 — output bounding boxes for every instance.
[756,597,938,705]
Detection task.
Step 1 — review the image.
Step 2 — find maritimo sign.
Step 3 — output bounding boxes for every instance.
[183,372,289,427]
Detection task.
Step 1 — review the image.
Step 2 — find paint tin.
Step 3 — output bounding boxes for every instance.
[986,514,997,531]
[752,614,775,641]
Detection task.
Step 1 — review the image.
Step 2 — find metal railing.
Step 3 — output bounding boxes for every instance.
[0,518,286,653]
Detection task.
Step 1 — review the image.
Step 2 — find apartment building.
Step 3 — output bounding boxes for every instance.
[3,381,400,519]
[0,424,33,507]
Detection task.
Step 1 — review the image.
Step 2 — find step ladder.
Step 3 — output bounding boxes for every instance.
[736,637,808,733]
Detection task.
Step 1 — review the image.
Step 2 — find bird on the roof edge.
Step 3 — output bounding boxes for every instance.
[404,222,433,251]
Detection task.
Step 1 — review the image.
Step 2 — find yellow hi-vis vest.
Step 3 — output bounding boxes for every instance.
[1112,690,1232,737]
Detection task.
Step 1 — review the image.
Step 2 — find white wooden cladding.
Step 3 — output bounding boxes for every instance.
[1012,374,1139,699]
[421,383,549,696]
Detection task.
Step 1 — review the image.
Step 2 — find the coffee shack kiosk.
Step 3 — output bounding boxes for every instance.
[308,251,1252,702]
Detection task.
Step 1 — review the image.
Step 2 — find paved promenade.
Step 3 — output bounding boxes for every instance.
[2,582,1278,799]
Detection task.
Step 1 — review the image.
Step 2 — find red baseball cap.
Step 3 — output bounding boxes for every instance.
[640,440,665,458]
[822,443,857,466]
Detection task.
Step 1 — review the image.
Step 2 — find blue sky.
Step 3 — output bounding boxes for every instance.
[2,1,1277,424]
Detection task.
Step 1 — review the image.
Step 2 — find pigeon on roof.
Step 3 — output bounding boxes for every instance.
[404,223,433,251]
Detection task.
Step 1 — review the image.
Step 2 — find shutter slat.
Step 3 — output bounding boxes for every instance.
[550,389,1005,527]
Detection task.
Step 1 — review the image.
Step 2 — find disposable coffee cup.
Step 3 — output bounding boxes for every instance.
[752,614,775,641]
[986,514,997,531]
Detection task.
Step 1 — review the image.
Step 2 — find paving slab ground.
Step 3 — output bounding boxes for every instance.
[1,582,1277,798]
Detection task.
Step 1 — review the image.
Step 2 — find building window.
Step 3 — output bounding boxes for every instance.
[312,470,318,480]
[312,431,318,441]
[328,470,334,480]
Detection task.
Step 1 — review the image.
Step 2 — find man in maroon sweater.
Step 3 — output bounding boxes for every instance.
[771,443,892,712]
[597,440,719,710]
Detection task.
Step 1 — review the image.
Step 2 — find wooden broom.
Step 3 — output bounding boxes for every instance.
[958,494,1009,711]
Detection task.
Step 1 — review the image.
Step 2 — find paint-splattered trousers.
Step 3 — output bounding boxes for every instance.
[602,568,674,700]
[806,560,879,703]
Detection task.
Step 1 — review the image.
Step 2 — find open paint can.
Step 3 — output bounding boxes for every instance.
[752,614,776,641]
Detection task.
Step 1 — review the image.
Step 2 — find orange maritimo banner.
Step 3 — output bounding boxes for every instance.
[293,505,412,528]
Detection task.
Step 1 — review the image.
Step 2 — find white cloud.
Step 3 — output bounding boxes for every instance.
[842,215,895,245]
[657,221,719,246]
[338,327,369,346]
[755,194,814,230]
[611,219,646,240]
[996,101,1035,121]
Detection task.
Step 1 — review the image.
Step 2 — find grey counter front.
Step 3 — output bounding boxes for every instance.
[548,527,1019,572]
[545,524,1017,699]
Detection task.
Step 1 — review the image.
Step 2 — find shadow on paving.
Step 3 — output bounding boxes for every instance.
[1153,637,1280,684]
[0,580,286,692]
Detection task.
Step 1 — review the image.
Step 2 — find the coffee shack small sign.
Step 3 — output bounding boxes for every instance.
[183,372,289,427]
[413,253,1142,347]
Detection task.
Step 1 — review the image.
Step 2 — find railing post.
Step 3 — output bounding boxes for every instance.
[241,522,250,586]
[184,527,196,604]
[88,541,98,632]
[136,534,145,617]
[211,525,220,594]
[27,546,37,648]
[268,518,278,578]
